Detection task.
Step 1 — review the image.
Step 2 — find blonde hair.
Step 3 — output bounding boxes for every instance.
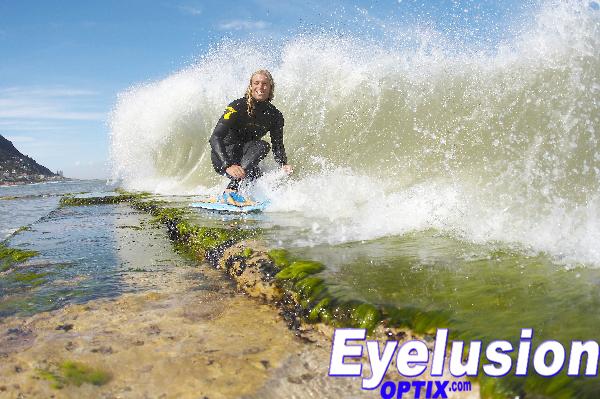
[245,69,275,116]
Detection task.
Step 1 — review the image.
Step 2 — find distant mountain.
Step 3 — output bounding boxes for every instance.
[0,134,63,184]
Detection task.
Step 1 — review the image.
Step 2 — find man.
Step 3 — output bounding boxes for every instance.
[209,69,292,205]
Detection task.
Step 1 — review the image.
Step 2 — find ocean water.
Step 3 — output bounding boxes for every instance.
[0,180,112,240]
[0,180,197,317]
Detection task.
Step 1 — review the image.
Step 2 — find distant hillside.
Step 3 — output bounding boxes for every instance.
[0,134,63,184]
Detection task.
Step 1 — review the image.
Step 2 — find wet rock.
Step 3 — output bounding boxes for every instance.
[1,326,34,354]
[146,325,161,335]
[139,365,153,373]
[287,375,303,384]
[242,347,262,355]
[385,329,406,341]
[91,346,113,354]
[55,323,73,331]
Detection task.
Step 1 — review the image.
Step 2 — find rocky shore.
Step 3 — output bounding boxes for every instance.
[0,134,64,186]
[0,192,478,398]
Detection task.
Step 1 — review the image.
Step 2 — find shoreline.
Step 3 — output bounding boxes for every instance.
[56,192,480,397]
[3,190,592,398]
[1,191,479,398]
[0,177,70,187]
[0,207,366,398]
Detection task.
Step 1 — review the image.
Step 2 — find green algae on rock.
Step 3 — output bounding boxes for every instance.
[37,361,111,389]
[267,248,293,268]
[137,204,254,260]
[241,247,253,258]
[295,277,326,302]
[350,303,381,331]
[59,192,255,260]
[13,225,31,235]
[37,369,65,389]
[60,194,135,206]
[0,242,38,272]
[12,271,49,286]
[308,297,331,322]
[275,260,325,280]
[59,191,154,207]
[61,361,111,387]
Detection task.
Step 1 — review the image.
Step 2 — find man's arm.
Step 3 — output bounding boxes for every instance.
[209,122,232,167]
[270,116,288,167]
[209,103,240,168]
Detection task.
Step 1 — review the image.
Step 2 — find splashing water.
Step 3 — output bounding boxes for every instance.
[110,1,600,266]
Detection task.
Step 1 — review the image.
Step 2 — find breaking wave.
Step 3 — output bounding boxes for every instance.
[110,1,600,266]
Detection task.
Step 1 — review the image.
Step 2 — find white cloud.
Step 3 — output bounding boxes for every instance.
[0,120,90,134]
[0,105,105,121]
[0,87,98,98]
[0,86,105,121]
[178,5,202,16]
[4,135,35,143]
[218,20,269,31]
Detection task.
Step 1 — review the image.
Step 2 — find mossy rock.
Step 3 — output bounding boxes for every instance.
[60,195,130,207]
[37,369,65,389]
[14,225,31,234]
[152,207,187,224]
[309,297,332,322]
[38,361,111,389]
[329,301,357,324]
[275,260,324,280]
[525,374,576,399]
[351,303,381,331]
[12,271,49,286]
[0,243,38,271]
[384,306,451,334]
[294,276,326,301]
[478,376,517,399]
[268,249,292,268]
[61,361,111,387]
[186,227,250,255]
[411,309,451,334]
[241,247,253,258]
[125,197,255,255]
[12,271,48,282]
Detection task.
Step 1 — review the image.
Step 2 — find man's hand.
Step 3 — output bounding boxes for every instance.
[281,164,293,175]
[226,164,246,179]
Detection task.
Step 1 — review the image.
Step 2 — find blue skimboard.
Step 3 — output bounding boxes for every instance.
[190,199,269,213]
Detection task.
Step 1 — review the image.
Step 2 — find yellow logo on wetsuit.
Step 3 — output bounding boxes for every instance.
[223,106,237,120]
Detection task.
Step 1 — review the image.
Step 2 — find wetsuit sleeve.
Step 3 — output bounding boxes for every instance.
[270,113,288,166]
[209,102,241,167]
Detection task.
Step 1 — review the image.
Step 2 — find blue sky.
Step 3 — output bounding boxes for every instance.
[0,0,527,179]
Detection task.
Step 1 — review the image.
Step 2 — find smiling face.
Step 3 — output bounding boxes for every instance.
[250,73,271,102]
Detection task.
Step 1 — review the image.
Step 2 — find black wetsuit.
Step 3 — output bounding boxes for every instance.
[209,97,287,190]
